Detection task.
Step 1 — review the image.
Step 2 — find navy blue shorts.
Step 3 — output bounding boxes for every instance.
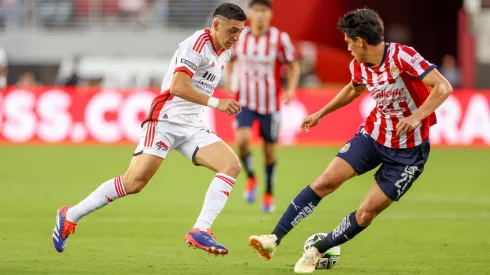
[236,107,280,143]
[337,128,431,201]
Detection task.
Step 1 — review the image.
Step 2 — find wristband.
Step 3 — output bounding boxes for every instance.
[207,97,219,108]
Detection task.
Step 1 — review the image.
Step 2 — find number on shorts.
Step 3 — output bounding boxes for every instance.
[394,165,420,198]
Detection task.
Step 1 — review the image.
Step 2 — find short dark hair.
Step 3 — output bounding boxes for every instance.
[249,0,272,8]
[337,8,384,45]
[213,2,247,21]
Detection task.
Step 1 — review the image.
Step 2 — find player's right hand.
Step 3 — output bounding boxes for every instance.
[217,99,241,115]
[301,112,322,133]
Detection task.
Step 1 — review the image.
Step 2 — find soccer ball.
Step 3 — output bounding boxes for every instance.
[303,233,341,270]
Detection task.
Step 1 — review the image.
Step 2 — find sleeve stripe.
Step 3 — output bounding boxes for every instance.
[419,64,437,80]
[193,33,207,51]
[174,66,195,78]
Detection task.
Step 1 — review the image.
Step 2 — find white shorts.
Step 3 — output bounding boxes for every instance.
[133,121,221,164]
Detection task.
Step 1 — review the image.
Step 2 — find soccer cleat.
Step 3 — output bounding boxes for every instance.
[184,229,228,255]
[52,206,77,253]
[243,177,257,203]
[262,193,276,213]
[293,246,321,273]
[248,234,277,260]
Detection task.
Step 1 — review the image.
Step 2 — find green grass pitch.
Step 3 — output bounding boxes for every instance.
[1,145,489,274]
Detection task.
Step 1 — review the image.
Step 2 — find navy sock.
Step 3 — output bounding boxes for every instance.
[265,162,276,195]
[240,153,255,178]
[271,185,322,245]
[313,211,368,253]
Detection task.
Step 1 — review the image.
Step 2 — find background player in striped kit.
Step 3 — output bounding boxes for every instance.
[247,8,453,273]
[224,0,300,213]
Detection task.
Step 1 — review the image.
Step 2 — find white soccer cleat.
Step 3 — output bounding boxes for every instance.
[294,246,321,273]
[248,234,278,260]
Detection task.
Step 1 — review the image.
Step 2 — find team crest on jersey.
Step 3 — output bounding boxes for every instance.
[390,63,399,77]
[339,143,350,153]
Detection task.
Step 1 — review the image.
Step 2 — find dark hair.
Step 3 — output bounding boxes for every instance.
[213,2,247,21]
[337,8,384,45]
[249,0,272,8]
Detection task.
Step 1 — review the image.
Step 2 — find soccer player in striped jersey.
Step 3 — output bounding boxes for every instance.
[224,0,300,213]
[248,8,453,273]
[51,3,246,256]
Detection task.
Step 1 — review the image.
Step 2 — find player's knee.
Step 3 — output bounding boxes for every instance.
[219,156,242,178]
[310,172,342,198]
[355,209,377,227]
[121,176,149,194]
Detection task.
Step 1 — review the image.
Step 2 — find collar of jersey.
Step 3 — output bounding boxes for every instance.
[367,42,389,68]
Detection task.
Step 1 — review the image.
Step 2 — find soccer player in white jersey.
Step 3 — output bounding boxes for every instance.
[52,3,247,256]
[247,9,454,272]
[224,0,300,213]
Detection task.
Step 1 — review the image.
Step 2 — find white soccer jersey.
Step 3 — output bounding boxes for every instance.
[143,28,232,126]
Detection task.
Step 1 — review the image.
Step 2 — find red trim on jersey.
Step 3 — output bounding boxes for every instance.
[265,74,270,114]
[366,68,374,85]
[244,72,250,107]
[204,29,225,56]
[353,61,363,85]
[143,90,174,123]
[255,74,260,112]
[174,66,195,78]
[193,33,207,51]
[274,57,282,111]
[363,107,378,135]
[197,38,210,54]
[243,31,250,55]
[265,31,271,56]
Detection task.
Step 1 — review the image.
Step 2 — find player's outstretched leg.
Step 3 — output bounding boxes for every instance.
[293,183,392,273]
[249,157,356,260]
[235,109,257,203]
[184,141,241,256]
[52,154,162,252]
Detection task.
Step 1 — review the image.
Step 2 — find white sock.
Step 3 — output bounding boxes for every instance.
[66,176,126,223]
[193,173,235,231]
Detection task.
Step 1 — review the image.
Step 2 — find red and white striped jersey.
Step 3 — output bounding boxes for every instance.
[232,26,296,114]
[352,42,437,149]
[143,28,231,126]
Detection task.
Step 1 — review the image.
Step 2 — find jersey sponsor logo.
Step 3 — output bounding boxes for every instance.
[203,71,216,82]
[156,141,169,151]
[197,79,215,93]
[339,142,350,153]
[180,58,198,71]
[411,54,423,65]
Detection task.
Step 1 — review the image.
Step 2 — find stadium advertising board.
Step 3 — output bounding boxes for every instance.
[1,87,489,146]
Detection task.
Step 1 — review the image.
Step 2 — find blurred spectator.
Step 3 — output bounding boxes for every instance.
[16,71,42,87]
[440,54,460,89]
[0,0,25,30]
[0,48,7,90]
[118,0,147,26]
[152,0,169,27]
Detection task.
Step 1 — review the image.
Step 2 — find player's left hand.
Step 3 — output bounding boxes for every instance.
[283,90,295,105]
[396,115,422,136]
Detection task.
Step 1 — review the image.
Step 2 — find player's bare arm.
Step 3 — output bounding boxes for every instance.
[224,58,236,94]
[301,82,366,133]
[396,69,453,136]
[283,60,301,104]
[171,71,241,115]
